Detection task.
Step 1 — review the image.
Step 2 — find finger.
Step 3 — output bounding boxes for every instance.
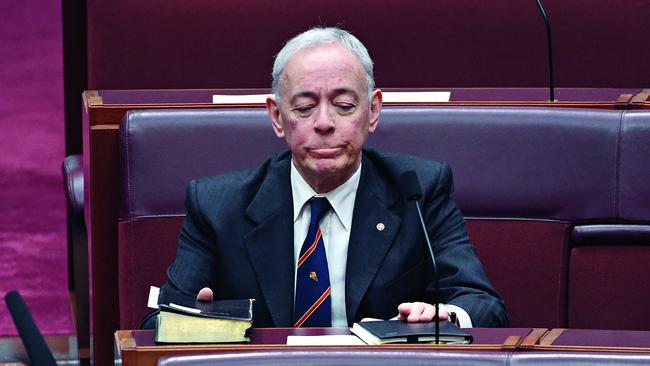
[395,302,412,320]
[196,287,214,301]
[436,307,449,321]
[407,302,425,322]
[396,302,416,320]
[427,305,449,321]
[419,304,436,322]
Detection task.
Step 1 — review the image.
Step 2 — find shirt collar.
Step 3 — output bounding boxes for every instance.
[290,159,361,231]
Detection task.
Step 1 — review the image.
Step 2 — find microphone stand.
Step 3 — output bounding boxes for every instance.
[412,199,440,344]
[4,291,57,366]
[535,0,555,102]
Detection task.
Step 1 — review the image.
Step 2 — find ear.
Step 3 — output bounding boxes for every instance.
[266,96,285,138]
[367,89,382,133]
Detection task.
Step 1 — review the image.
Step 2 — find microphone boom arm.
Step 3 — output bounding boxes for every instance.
[535,0,555,101]
[413,199,440,344]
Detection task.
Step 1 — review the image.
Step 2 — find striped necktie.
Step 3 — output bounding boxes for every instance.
[294,197,332,327]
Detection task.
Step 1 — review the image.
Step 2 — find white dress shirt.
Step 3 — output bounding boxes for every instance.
[291,160,359,326]
[290,159,472,328]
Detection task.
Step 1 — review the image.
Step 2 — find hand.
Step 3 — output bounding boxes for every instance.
[395,302,449,323]
[196,287,214,302]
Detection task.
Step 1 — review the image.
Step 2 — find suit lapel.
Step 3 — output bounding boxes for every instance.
[242,152,404,326]
[244,154,295,327]
[345,156,401,324]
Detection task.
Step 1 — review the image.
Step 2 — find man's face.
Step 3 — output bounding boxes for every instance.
[267,43,382,193]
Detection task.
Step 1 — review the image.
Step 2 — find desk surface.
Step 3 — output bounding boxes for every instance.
[93,87,645,104]
[525,328,650,353]
[86,88,649,117]
[116,327,650,366]
[115,328,533,366]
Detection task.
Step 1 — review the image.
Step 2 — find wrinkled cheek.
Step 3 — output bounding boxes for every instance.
[284,134,307,152]
[351,129,368,145]
[286,119,300,129]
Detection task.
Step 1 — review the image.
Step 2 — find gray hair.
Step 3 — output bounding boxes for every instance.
[271,27,375,105]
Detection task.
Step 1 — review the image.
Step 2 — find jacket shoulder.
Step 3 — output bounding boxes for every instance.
[187,151,290,213]
[363,148,451,189]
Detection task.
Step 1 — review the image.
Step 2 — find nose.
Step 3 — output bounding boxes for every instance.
[313,105,335,134]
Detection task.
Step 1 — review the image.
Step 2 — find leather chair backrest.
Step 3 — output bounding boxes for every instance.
[510,352,650,366]
[121,107,625,221]
[158,350,510,366]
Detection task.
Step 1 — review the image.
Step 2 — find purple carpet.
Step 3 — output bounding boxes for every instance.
[0,0,74,335]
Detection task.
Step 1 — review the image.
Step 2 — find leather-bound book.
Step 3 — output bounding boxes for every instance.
[155,298,253,344]
[351,320,472,345]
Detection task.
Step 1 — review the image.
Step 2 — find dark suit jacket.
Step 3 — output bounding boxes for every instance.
[158,149,508,328]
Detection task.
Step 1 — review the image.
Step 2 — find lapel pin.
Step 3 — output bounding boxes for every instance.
[376,223,385,231]
[309,271,318,281]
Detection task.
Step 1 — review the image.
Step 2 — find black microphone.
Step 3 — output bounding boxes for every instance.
[4,291,57,366]
[399,170,441,344]
[535,0,555,102]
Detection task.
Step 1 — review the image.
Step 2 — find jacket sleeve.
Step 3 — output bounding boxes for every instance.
[140,179,220,328]
[423,161,509,327]
[164,179,220,298]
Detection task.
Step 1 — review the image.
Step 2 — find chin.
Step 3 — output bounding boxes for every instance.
[311,164,342,178]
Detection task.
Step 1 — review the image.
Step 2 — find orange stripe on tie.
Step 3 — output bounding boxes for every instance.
[293,287,331,327]
[297,229,322,268]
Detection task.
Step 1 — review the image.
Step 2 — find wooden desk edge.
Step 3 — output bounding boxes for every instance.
[519,328,551,348]
[530,344,650,354]
[539,328,566,346]
[522,328,650,353]
[87,100,622,111]
[113,328,544,366]
[630,90,650,104]
[116,329,515,352]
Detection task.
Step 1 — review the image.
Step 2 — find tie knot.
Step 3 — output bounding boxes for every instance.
[309,197,330,225]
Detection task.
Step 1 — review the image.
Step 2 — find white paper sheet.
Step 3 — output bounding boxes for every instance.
[212,91,451,104]
[286,335,366,346]
[147,286,160,309]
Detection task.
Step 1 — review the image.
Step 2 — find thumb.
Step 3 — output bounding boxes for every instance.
[196,287,214,302]
[395,302,413,320]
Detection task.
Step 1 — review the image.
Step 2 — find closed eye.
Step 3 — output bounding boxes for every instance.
[292,105,315,118]
[335,103,356,115]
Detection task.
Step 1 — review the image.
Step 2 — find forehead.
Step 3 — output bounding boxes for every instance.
[280,43,366,97]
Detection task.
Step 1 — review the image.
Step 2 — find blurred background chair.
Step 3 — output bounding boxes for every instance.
[62,154,90,365]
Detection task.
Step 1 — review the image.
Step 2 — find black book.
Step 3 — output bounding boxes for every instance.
[155,288,254,343]
[351,320,473,345]
[158,298,254,320]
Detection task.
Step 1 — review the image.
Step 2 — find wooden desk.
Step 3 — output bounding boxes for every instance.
[630,89,650,107]
[83,87,645,366]
[115,327,535,366]
[521,328,650,353]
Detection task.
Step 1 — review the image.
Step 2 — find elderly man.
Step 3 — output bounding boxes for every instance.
[155,27,508,328]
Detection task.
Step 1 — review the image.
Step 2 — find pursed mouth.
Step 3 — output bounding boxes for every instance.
[308,146,343,158]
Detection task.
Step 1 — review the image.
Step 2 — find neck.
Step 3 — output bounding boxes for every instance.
[309,176,348,194]
[295,160,361,194]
